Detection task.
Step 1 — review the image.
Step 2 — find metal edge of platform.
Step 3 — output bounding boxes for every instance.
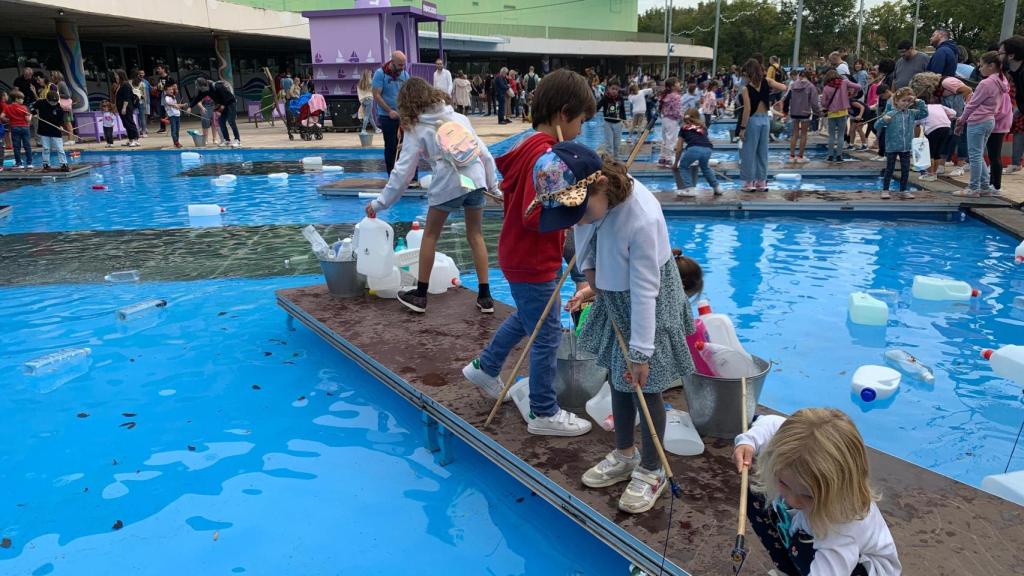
[0,166,92,181]
[967,206,1024,240]
[0,205,10,219]
[275,292,689,576]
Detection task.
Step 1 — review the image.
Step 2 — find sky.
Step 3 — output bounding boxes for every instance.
[636,0,887,15]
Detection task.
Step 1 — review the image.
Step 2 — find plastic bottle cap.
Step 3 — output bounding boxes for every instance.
[981,349,994,360]
[695,340,706,351]
[411,221,420,230]
[697,300,712,316]
[860,388,877,402]
[971,288,980,297]
[220,207,226,213]
[451,277,460,286]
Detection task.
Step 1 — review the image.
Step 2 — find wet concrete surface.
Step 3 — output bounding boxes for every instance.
[970,207,1024,239]
[278,284,1024,576]
[178,159,430,177]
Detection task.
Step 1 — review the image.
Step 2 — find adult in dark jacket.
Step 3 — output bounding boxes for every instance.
[927,29,959,77]
[113,69,140,146]
[31,88,70,171]
[190,77,240,147]
[1000,35,1024,172]
[494,68,510,124]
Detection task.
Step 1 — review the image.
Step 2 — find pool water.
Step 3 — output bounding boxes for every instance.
[0,277,627,574]
[461,214,1024,488]
[637,175,913,193]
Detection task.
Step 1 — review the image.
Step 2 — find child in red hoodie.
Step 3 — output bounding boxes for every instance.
[463,69,598,437]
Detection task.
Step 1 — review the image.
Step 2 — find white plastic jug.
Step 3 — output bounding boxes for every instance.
[180,152,201,161]
[406,221,424,250]
[982,345,1024,385]
[775,173,801,181]
[1015,240,1024,264]
[322,165,344,173]
[696,300,752,360]
[695,341,760,379]
[301,156,323,170]
[268,172,289,181]
[848,292,888,326]
[188,204,224,217]
[354,216,395,278]
[851,364,901,402]
[367,266,401,298]
[664,409,705,456]
[419,174,434,189]
[509,377,532,424]
[428,253,460,294]
[911,275,979,301]
[585,381,617,432]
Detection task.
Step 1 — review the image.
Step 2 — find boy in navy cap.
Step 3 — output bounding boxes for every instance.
[462,69,598,437]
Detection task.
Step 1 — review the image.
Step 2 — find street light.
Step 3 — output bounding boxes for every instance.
[791,0,804,68]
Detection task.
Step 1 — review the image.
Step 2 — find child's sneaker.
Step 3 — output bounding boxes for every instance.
[795,156,809,163]
[788,155,797,163]
[231,140,241,148]
[397,289,427,313]
[869,155,886,162]
[712,185,722,196]
[583,450,640,488]
[1004,165,1021,174]
[41,164,50,171]
[476,295,494,314]
[952,189,979,197]
[60,164,70,173]
[618,467,667,514]
[106,143,113,148]
[880,191,891,199]
[26,164,34,169]
[901,191,915,200]
[936,164,945,174]
[374,128,382,134]
[527,408,592,437]
[675,187,698,197]
[461,358,508,401]
[947,166,965,177]
[919,174,937,181]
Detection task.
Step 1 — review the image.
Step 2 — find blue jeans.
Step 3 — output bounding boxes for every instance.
[739,113,769,183]
[479,279,561,417]
[11,126,31,166]
[966,119,994,191]
[169,116,180,145]
[679,145,718,189]
[827,116,847,158]
[39,136,67,167]
[219,103,239,142]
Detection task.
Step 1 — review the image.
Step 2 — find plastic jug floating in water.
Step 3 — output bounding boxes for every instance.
[911,275,979,301]
[687,317,715,376]
[427,253,460,294]
[301,156,323,170]
[982,345,1024,385]
[116,299,167,321]
[851,365,901,402]
[23,348,92,376]
[188,204,224,218]
[268,172,289,181]
[848,292,889,326]
[180,151,201,161]
[509,377,533,424]
[696,300,752,359]
[1015,240,1024,264]
[664,408,705,456]
[695,341,760,379]
[406,221,424,250]
[104,270,140,283]
[884,349,934,382]
[367,266,401,298]
[322,165,344,173]
[354,215,395,278]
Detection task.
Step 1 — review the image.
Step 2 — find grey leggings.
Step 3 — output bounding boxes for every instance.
[612,386,666,471]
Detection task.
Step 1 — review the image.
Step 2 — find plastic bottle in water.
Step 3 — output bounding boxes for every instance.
[982,345,1024,385]
[283,255,309,269]
[1014,295,1024,310]
[104,270,140,283]
[116,299,167,321]
[301,225,331,260]
[1015,240,1024,264]
[23,348,92,376]
[884,349,935,383]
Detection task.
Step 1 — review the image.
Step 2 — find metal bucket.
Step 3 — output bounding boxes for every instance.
[188,130,206,147]
[319,259,365,298]
[681,355,771,439]
[359,132,374,147]
[553,328,607,414]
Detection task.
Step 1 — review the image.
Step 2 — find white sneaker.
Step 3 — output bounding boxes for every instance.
[583,450,640,488]
[219,140,231,147]
[527,408,592,437]
[953,189,980,197]
[902,191,915,200]
[948,167,965,177]
[1004,165,1021,175]
[618,467,667,514]
[231,140,241,148]
[936,165,945,175]
[374,128,382,134]
[869,156,886,162]
[919,174,937,182]
[880,191,891,199]
[795,156,810,164]
[462,359,509,402]
[675,187,698,197]
[712,185,722,196]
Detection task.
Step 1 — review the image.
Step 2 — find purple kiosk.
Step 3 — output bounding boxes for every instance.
[303,0,446,131]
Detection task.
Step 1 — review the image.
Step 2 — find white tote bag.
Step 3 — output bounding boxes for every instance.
[911,136,931,171]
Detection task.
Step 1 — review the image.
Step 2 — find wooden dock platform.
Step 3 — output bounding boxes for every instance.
[277,285,1023,576]
[0,164,92,181]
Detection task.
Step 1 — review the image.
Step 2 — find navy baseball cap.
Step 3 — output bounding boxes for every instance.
[528,141,603,233]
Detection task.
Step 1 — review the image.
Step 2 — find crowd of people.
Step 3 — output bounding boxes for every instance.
[426,60,542,125]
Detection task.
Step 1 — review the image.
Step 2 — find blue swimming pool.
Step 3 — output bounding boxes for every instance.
[0,277,628,574]
[636,174,911,193]
[462,213,1024,488]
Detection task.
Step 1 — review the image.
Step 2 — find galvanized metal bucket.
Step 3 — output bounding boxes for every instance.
[188,130,206,147]
[553,328,608,414]
[359,132,374,147]
[319,259,365,298]
[681,355,771,439]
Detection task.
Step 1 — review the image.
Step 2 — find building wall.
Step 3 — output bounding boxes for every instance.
[226,0,639,33]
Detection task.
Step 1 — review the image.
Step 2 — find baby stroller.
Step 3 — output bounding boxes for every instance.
[286,93,325,141]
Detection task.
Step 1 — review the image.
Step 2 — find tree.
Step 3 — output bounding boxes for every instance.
[779,0,857,61]
[861,1,915,62]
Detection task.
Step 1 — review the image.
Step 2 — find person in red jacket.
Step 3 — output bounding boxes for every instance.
[462,69,598,437]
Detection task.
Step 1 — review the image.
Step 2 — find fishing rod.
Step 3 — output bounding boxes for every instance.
[732,376,750,575]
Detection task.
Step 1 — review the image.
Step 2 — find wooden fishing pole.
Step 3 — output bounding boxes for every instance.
[483,116,657,427]
[732,376,750,574]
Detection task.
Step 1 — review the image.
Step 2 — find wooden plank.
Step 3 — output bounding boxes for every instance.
[277,284,1024,576]
[0,164,93,181]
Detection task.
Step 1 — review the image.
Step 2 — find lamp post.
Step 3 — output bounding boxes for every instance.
[712,0,721,74]
[855,0,864,58]
[912,0,921,47]
[665,0,673,78]
[1002,0,1019,41]
[791,0,803,68]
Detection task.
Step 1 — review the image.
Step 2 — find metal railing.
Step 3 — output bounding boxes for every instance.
[424,21,691,44]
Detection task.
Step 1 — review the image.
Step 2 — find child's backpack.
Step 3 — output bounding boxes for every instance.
[432,118,481,168]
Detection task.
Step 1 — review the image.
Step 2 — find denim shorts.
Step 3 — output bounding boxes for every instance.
[435,188,486,213]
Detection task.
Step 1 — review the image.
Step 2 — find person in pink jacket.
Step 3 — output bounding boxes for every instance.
[955,51,1011,196]
[819,70,863,162]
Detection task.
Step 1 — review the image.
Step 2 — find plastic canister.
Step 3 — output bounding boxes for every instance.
[696,300,752,359]
[419,174,434,189]
[406,221,424,250]
[911,275,979,301]
[687,318,715,376]
[268,172,289,181]
[322,165,344,173]
[427,253,460,294]
[509,377,532,424]
[775,173,802,181]
[1015,240,1024,264]
[851,364,901,402]
[848,292,889,326]
[982,345,1024,385]
[354,215,395,278]
[585,381,616,431]
[664,408,705,456]
[695,341,760,379]
[188,204,224,217]
[180,152,201,161]
[301,156,324,170]
[367,266,401,298]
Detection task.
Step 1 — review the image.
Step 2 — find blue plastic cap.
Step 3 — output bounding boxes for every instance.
[860,388,877,402]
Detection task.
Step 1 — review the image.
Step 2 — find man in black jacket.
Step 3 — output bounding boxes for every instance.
[190,78,240,147]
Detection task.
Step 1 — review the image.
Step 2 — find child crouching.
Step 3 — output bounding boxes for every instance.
[733,408,902,575]
[571,154,697,514]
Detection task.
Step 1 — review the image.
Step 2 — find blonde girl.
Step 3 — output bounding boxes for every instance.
[365,77,498,315]
[733,409,902,576]
[356,70,380,135]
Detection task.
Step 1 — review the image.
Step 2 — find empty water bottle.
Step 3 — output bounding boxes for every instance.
[884,349,934,383]
[301,225,331,260]
[116,299,167,321]
[104,270,140,283]
[241,161,253,169]
[24,348,92,376]
[284,255,310,269]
